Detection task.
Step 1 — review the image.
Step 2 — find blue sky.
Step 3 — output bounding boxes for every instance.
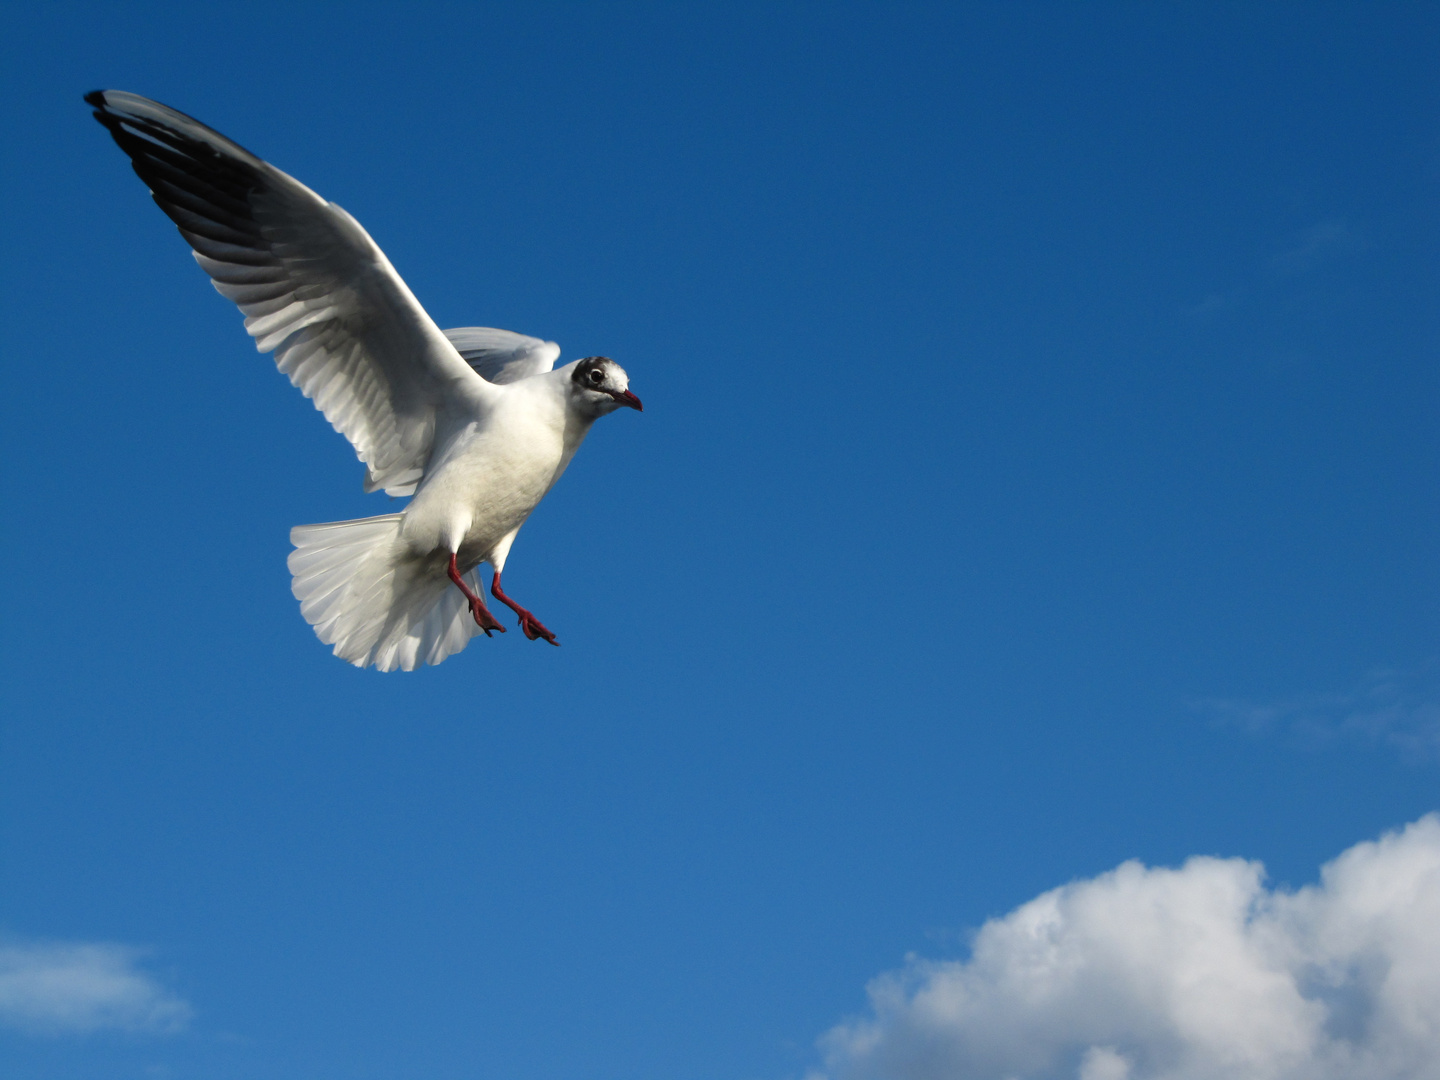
[1,4,1437,1079]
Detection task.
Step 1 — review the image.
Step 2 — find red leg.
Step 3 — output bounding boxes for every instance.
[449,554,506,636]
[491,572,559,645]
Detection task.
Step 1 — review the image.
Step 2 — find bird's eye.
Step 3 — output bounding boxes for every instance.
[588,369,604,385]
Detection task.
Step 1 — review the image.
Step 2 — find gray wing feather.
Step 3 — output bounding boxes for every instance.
[443,327,561,385]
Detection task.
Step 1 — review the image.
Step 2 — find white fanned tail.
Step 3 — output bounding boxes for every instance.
[288,515,482,672]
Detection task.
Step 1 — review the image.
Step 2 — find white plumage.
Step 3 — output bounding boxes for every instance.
[87,91,642,671]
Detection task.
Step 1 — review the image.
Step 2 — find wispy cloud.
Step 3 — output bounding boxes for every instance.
[1182,216,1367,319]
[815,815,1440,1080]
[1269,218,1365,275]
[1196,664,1440,761]
[0,940,191,1036]
[1179,292,1236,320]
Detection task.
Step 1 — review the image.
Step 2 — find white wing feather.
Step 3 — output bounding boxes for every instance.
[88,90,494,497]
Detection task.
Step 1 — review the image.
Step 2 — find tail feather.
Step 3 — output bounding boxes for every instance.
[288,514,483,671]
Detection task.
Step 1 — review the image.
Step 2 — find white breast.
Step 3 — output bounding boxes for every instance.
[399,378,582,562]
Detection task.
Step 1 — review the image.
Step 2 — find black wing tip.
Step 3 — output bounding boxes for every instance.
[84,89,107,108]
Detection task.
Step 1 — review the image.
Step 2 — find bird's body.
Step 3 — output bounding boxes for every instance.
[401,368,584,570]
[86,91,641,671]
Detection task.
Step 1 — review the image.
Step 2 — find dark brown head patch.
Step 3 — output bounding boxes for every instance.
[572,356,612,388]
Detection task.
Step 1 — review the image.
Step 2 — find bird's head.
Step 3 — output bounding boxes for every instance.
[570,356,643,417]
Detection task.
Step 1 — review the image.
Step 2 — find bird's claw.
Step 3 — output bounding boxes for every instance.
[469,601,506,636]
[489,573,558,645]
[519,615,559,646]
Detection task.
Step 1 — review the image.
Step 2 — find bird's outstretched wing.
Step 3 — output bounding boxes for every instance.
[443,327,561,385]
[87,90,494,497]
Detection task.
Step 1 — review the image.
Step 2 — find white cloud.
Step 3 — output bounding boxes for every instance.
[0,940,191,1036]
[817,815,1440,1080]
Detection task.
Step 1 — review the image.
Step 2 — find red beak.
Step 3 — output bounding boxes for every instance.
[610,389,643,411]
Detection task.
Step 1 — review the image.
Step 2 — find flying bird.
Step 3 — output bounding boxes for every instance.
[86,91,642,671]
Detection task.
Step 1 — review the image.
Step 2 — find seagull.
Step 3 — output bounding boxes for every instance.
[86,91,642,672]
